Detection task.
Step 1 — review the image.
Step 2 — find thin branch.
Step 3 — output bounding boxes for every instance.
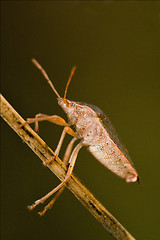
[0,94,135,240]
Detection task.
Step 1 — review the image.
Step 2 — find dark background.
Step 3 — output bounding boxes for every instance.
[1,2,160,240]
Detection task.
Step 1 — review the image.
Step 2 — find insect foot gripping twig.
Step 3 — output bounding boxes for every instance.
[1,94,136,240]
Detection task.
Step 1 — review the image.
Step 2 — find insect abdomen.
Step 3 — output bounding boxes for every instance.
[87,131,138,182]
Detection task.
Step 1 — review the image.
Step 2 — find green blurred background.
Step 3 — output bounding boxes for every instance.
[1,2,160,240]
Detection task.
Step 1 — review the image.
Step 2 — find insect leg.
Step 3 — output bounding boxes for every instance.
[38,186,65,216]
[62,137,78,164]
[38,137,78,216]
[28,141,83,211]
[44,126,77,166]
[18,114,68,133]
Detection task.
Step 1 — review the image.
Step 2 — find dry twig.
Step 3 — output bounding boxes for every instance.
[0,94,135,240]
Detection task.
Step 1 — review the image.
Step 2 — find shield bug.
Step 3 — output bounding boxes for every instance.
[19,59,139,215]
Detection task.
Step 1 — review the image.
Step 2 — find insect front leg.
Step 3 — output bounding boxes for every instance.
[18,113,77,164]
[38,137,78,216]
[18,114,68,133]
[28,141,84,212]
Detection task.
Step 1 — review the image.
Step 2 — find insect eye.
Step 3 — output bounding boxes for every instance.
[70,103,76,107]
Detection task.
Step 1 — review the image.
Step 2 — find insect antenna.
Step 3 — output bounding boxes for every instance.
[64,66,77,100]
[32,58,61,99]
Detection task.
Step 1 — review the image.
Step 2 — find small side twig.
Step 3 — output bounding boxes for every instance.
[0,94,135,240]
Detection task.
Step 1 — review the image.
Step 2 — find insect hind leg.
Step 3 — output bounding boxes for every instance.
[38,137,78,215]
[28,141,83,213]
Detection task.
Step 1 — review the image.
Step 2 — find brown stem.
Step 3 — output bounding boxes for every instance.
[0,94,135,240]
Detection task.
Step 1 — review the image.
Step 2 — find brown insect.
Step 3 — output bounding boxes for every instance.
[19,59,139,215]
